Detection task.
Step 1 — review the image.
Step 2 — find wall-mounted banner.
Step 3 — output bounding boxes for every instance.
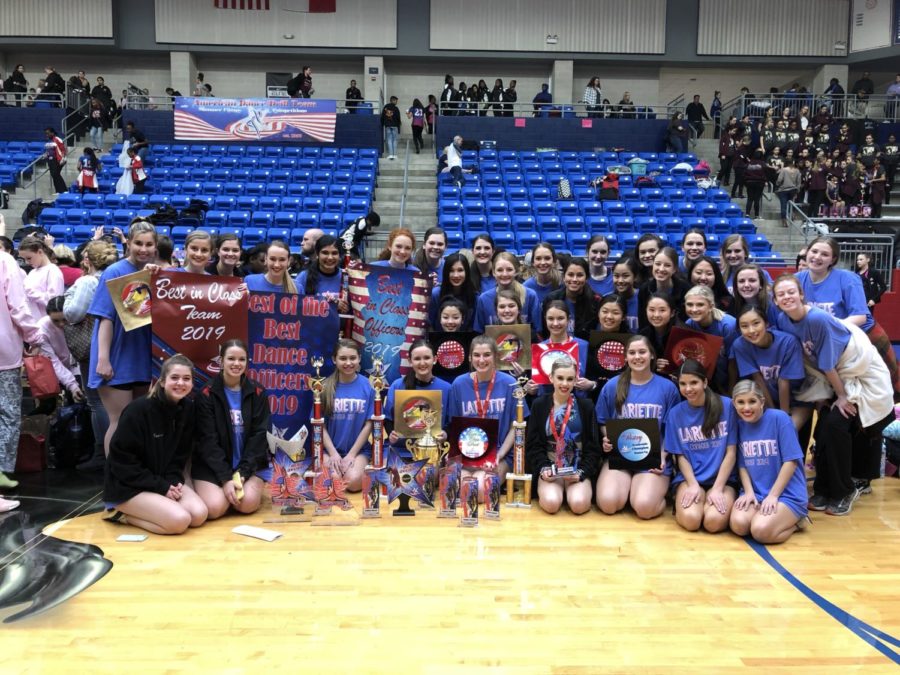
[347,262,428,383]
[174,96,336,142]
[151,270,247,388]
[247,291,339,444]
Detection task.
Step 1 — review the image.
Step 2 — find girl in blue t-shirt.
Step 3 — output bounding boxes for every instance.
[729,380,809,544]
[471,234,496,295]
[732,305,807,426]
[245,240,298,294]
[595,335,682,519]
[385,339,452,458]
[323,339,375,492]
[587,235,614,298]
[179,230,213,275]
[448,336,527,492]
[523,242,561,308]
[728,264,779,326]
[684,284,738,393]
[370,227,416,269]
[88,220,158,456]
[474,252,540,331]
[296,234,348,312]
[665,359,738,533]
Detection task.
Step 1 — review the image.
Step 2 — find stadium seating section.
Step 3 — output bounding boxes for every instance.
[0,141,46,189]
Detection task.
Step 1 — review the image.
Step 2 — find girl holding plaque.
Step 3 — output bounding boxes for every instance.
[244,241,297,294]
[104,355,209,535]
[595,335,681,519]
[525,356,600,514]
[429,252,476,330]
[88,220,157,456]
[206,233,244,278]
[385,339,451,457]
[684,285,738,393]
[193,340,270,518]
[543,257,599,339]
[665,359,738,533]
[296,235,349,312]
[523,300,591,398]
[448,336,525,485]
[523,242,562,307]
[177,231,213,275]
[587,235,614,298]
[372,227,416,269]
[729,380,809,544]
[322,339,375,491]
[473,252,540,331]
[610,257,641,332]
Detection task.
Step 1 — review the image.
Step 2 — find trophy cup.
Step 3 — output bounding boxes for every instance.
[505,376,532,508]
[405,409,449,509]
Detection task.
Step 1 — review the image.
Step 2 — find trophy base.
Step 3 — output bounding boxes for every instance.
[392,494,416,517]
[505,473,533,508]
[361,508,381,519]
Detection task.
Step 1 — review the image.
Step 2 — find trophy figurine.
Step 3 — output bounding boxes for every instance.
[308,355,326,473]
[405,409,449,508]
[505,376,532,508]
[369,357,387,469]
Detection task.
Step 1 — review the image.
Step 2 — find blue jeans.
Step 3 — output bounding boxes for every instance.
[80,362,109,457]
[385,126,398,156]
[777,190,796,219]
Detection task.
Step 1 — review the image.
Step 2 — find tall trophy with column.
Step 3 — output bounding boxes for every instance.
[369,357,386,470]
[308,355,326,472]
[505,376,532,507]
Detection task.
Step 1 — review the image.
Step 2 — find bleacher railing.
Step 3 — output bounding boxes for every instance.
[0,92,64,108]
[124,94,382,114]
[722,93,900,122]
[437,101,684,119]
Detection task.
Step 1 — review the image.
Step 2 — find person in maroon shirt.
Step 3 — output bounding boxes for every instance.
[806,157,828,217]
[717,127,737,186]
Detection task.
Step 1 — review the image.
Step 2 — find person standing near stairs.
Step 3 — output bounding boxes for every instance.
[43,127,69,195]
[381,96,401,160]
[406,98,425,154]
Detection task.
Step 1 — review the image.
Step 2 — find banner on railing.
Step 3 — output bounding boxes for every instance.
[173,96,336,142]
[151,270,247,389]
[347,262,428,383]
[247,291,339,443]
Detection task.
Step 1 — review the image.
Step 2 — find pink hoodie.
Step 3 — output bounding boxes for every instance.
[0,251,43,370]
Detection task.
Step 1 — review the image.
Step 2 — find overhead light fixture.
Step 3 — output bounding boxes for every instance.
[545,34,558,45]
[283,34,295,39]
[833,41,847,50]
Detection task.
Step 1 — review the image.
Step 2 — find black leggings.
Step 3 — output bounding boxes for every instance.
[717,156,733,185]
[745,184,764,217]
[411,125,424,151]
[813,407,892,500]
[807,189,825,217]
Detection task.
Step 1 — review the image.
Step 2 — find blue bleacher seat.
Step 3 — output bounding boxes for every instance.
[512,215,537,232]
[537,216,561,233]
[659,217,684,234]
[72,225,94,243]
[49,224,74,244]
[113,209,136,227]
[205,211,229,228]
[170,226,193,246]
[303,197,324,213]
[602,201,626,217]
[708,218,731,235]
[228,211,251,228]
[233,196,256,212]
[213,195,236,211]
[720,204,743,219]
[516,231,541,252]
[345,198,368,214]
[627,202,650,217]
[89,209,112,226]
[542,231,566,249]
[65,209,89,226]
[307,184,328,198]
[489,215,512,232]
[439,214,463,231]
[324,198,345,213]
[253,196,277,212]
[749,235,771,254]
[80,194,103,209]
[585,216,610,233]
[635,216,659,233]
[287,184,308,198]
[245,183,266,196]
[54,194,80,209]
[297,213,320,228]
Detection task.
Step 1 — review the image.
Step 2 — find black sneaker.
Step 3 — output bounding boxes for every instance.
[853,478,872,495]
[808,494,829,511]
[826,488,860,516]
[103,510,128,524]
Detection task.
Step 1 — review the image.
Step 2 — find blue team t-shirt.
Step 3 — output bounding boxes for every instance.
[588,272,615,298]
[725,268,773,296]
[448,371,528,444]
[736,408,808,519]
[245,274,287,293]
[295,268,342,302]
[224,385,244,469]
[624,294,640,333]
[523,277,560,308]
[774,306,850,372]
[87,258,152,389]
[384,375,452,457]
[731,329,805,403]
[326,374,376,457]
[473,287,541,332]
[664,397,738,486]
[796,268,873,332]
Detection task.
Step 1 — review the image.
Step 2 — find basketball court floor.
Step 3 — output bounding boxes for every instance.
[0,473,898,672]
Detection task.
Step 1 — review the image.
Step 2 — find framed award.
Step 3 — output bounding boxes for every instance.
[605,418,662,473]
[447,416,499,469]
[393,390,443,439]
[531,341,580,385]
[587,331,629,380]
[485,324,531,371]
[430,331,477,380]
[663,326,723,378]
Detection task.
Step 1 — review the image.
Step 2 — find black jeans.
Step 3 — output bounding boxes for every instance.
[745,183,764,217]
[814,407,892,500]
[47,157,68,194]
[717,156,733,185]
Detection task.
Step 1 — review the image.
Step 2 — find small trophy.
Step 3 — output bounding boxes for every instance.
[483,471,501,520]
[505,376,532,508]
[361,466,386,518]
[459,476,479,527]
[438,461,462,518]
[405,409,449,509]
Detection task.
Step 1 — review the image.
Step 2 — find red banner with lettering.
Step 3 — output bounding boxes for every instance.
[151,270,248,389]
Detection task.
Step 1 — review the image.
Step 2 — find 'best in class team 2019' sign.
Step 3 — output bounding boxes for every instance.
[173,97,336,142]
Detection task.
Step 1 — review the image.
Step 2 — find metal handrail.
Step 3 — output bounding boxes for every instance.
[0,92,65,107]
[398,139,411,230]
[124,94,382,113]
[437,100,682,118]
[667,93,685,110]
[724,92,900,122]
[787,200,818,248]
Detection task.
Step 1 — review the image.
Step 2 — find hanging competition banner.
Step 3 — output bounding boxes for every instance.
[173,96,336,142]
[151,270,247,389]
[347,262,429,384]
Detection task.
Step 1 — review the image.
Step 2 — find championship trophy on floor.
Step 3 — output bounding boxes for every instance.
[406,409,449,509]
[505,376,532,508]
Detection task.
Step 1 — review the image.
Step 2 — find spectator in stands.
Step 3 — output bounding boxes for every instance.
[87,98,108,150]
[504,80,517,116]
[868,158,887,218]
[774,158,801,227]
[299,228,325,264]
[345,79,362,111]
[439,74,457,116]
[381,95,401,160]
[407,98,426,153]
[466,83,480,115]
[124,121,150,162]
[42,66,65,98]
[91,76,111,102]
[193,73,207,97]
[241,243,268,276]
[69,70,89,92]
[476,79,491,116]
[77,147,102,194]
[883,133,898,204]
[582,77,602,118]
[743,150,767,219]
[164,87,182,97]
[442,135,467,188]
[43,127,69,194]
[666,112,690,154]
[426,95,437,134]
[855,252,886,309]
[0,248,44,503]
[456,81,470,115]
[710,90,722,139]
[203,83,213,97]
[886,74,900,120]
[288,66,313,99]
[618,92,635,119]
[489,79,505,116]
[128,146,147,194]
[717,127,737,186]
[686,94,710,138]
[858,133,880,170]
[6,64,28,106]
[851,71,874,115]
[532,84,552,116]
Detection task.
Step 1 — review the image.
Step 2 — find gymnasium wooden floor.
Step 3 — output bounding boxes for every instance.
[1,478,898,673]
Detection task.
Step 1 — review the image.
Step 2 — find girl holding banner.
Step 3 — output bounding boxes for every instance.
[206,233,244,278]
[245,241,297,293]
[296,235,348,312]
[322,339,375,491]
[595,335,681,519]
[88,220,157,456]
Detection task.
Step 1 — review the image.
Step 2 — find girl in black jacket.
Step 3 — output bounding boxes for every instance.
[525,356,601,514]
[104,355,208,535]
[193,340,271,519]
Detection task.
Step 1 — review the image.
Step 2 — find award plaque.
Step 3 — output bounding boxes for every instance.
[438,461,462,518]
[531,341,580,385]
[485,324,531,371]
[430,331,478,380]
[483,471,501,520]
[265,448,314,523]
[384,448,432,515]
[459,475,479,527]
[448,417,499,470]
[587,331,629,381]
[663,326,723,378]
[605,418,662,473]
[107,269,153,331]
[394,390,443,439]
[362,466,389,518]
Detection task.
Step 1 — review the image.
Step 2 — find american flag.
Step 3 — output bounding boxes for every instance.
[174,108,336,142]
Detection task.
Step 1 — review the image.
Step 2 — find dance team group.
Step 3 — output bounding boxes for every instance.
[5,219,895,543]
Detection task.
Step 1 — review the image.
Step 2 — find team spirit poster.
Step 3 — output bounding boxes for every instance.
[174,96,336,142]
[347,263,428,383]
[151,270,247,390]
[247,291,339,444]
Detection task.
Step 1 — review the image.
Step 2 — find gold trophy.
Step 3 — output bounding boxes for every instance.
[406,409,449,508]
[369,357,386,469]
[505,376,532,508]
[309,355,326,472]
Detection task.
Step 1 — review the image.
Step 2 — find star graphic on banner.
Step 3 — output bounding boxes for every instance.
[384,449,433,508]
